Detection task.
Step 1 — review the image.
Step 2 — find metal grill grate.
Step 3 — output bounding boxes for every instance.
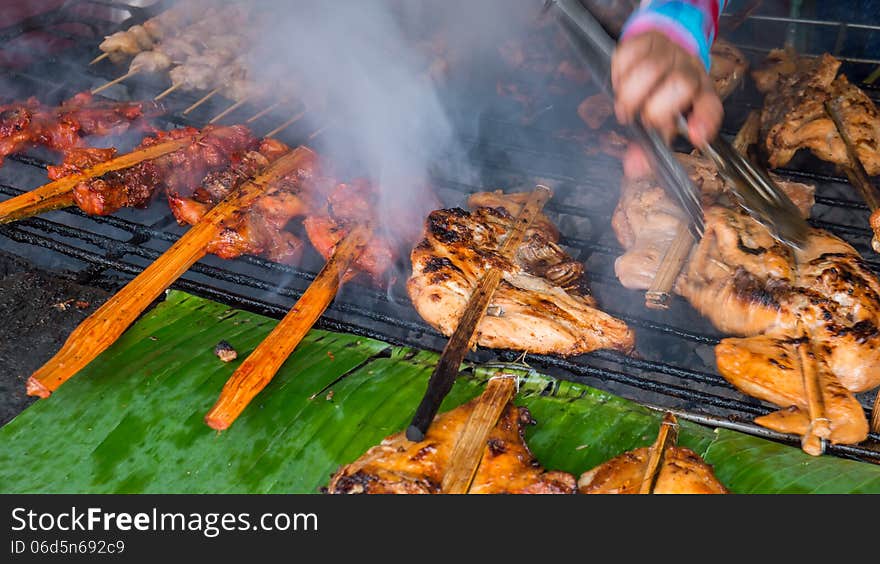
[1,0,879,462]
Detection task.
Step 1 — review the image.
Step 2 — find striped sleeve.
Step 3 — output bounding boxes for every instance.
[620,1,729,70]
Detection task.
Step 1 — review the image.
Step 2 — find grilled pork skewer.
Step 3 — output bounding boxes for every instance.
[204,224,371,431]
[0,134,196,224]
[26,146,319,398]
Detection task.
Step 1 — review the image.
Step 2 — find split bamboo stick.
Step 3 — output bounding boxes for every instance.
[441,375,516,494]
[204,223,371,430]
[26,146,317,398]
[638,412,679,494]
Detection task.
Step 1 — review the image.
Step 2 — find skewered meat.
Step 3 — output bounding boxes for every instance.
[73,124,258,216]
[46,147,117,180]
[578,446,728,494]
[326,397,577,494]
[715,334,868,445]
[408,190,634,356]
[0,92,161,168]
[612,155,880,448]
[168,137,315,264]
[612,152,815,289]
[709,38,748,99]
[759,52,880,175]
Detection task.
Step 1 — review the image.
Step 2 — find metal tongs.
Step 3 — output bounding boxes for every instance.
[544,0,809,249]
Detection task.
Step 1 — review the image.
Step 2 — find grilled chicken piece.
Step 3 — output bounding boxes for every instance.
[612,153,814,289]
[710,38,748,99]
[751,47,800,94]
[715,335,869,446]
[759,52,880,175]
[578,446,728,494]
[326,398,576,494]
[409,190,634,356]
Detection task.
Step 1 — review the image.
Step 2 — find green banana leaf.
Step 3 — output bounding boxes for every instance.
[0,290,879,494]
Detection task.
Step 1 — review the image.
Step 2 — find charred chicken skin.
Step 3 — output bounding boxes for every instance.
[612,153,878,447]
[578,446,728,494]
[757,51,880,175]
[408,190,634,356]
[326,397,576,494]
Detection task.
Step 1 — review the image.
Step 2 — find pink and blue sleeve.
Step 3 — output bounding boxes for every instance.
[620,0,729,70]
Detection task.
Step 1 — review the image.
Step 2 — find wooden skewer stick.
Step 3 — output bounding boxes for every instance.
[796,323,830,456]
[825,100,880,253]
[25,147,317,398]
[645,221,693,310]
[91,65,141,95]
[245,97,291,123]
[89,52,110,65]
[208,97,250,124]
[0,135,197,225]
[871,391,880,435]
[407,185,553,442]
[154,82,183,101]
[638,412,679,494]
[204,223,372,431]
[182,87,220,115]
[264,109,308,139]
[441,375,516,494]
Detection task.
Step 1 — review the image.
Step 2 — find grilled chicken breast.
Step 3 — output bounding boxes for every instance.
[408,190,634,356]
[612,155,878,448]
[578,446,728,494]
[325,398,576,494]
[759,51,880,175]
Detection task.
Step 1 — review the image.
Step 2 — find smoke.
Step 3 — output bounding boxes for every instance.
[248,0,539,244]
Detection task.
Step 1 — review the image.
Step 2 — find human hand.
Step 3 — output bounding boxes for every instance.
[611,31,723,177]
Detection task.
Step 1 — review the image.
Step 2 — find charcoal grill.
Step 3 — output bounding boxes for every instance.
[2,0,880,462]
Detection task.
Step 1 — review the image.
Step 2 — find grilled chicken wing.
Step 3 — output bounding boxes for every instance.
[578,446,728,494]
[326,398,577,494]
[409,190,634,356]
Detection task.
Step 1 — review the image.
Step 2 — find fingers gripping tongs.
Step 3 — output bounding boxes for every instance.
[543,0,809,249]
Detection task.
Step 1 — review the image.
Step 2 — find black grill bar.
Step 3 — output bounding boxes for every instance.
[2,1,880,463]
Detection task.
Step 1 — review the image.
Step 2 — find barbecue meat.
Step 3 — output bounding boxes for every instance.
[715,335,869,446]
[578,446,728,494]
[326,398,576,494]
[751,47,800,94]
[46,147,117,180]
[168,137,316,264]
[73,125,258,216]
[304,179,440,285]
[710,38,748,99]
[577,93,614,130]
[612,153,815,289]
[409,190,634,356]
[759,52,880,175]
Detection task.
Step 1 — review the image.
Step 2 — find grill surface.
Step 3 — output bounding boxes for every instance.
[2,0,880,462]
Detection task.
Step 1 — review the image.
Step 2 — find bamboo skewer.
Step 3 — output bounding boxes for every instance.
[91,65,142,95]
[407,185,553,442]
[25,147,317,398]
[204,223,372,430]
[441,375,516,494]
[645,222,693,310]
[182,87,221,115]
[264,109,307,139]
[825,100,880,252]
[208,97,249,124]
[871,391,880,435]
[245,97,290,123]
[154,82,183,101]
[0,135,198,226]
[89,52,110,65]
[796,323,830,456]
[638,412,679,494]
